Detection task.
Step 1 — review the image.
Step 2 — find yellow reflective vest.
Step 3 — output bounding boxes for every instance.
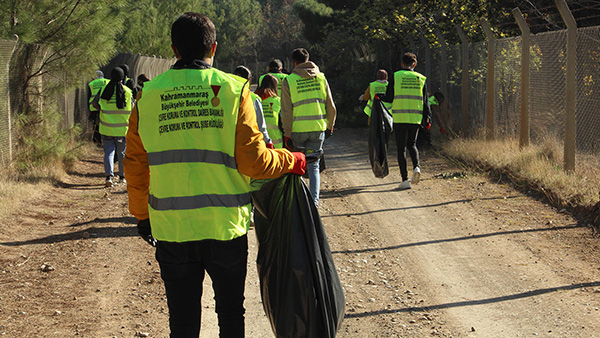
[98,85,133,137]
[89,78,110,111]
[363,81,391,117]
[391,70,426,124]
[287,73,328,133]
[262,96,283,148]
[259,72,287,96]
[136,67,252,242]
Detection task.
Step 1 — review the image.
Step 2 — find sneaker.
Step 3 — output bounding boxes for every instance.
[119,176,126,185]
[411,167,421,185]
[105,175,113,188]
[398,180,411,190]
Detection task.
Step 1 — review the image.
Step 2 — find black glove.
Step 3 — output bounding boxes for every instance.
[325,129,333,139]
[137,218,156,247]
[88,111,98,121]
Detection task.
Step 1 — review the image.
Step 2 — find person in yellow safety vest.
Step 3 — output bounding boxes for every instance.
[382,52,431,190]
[88,70,110,145]
[258,59,287,97]
[91,67,133,188]
[281,48,337,207]
[233,65,274,148]
[255,74,283,148]
[359,69,392,122]
[124,12,306,338]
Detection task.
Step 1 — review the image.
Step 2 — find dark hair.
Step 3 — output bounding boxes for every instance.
[291,48,309,64]
[119,64,129,77]
[233,65,251,81]
[255,74,278,99]
[171,12,216,60]
[433,91,445,103]
[402,52,417,66]
[137,74,150,87]
[376,69,388,81]
[268,59,283,71]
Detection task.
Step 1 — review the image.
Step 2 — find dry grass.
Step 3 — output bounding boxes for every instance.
[0,166,51,221]
[443,135,600,212]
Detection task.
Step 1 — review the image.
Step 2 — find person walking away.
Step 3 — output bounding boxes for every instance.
[255,74,283,148]
[258,59,287,96]
[92,67,133,187]
[359,69,391,124]
[88,70,109,145]
[233,65,273,148]
[124,12,306,338]
[382,52,431,190]
[281,48,336,206]
[135,74,150,97]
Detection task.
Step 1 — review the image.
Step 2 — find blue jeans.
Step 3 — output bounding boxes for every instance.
[291,131,325,206]
[156,235,248,338]
[101,135,126,177]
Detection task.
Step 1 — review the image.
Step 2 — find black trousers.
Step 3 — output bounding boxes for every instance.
[156,235,248,338]
[393,123,420,181]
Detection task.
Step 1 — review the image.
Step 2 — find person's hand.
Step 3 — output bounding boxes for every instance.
[284,137,294,150]
[137,218,156,247]
[266,142,274,149]
[325,129,333,139]
[88,111,98,121]
[290,152,306,176]
[422,122,431,130]
[440,127,446,134]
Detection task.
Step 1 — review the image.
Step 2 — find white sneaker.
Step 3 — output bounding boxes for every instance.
[398,180,411,190]
[105,176,113,188]
[411,167,421,185]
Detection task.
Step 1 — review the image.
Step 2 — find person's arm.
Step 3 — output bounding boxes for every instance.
[124,91,150,220]
[324,78,337,131]
[253,98,272,145]
[236,87,296,179]
[280,78,293,138]
[382,76,394,103]
[422,84,431,124]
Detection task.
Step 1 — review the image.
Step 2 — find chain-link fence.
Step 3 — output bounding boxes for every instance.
[0,39,17,164]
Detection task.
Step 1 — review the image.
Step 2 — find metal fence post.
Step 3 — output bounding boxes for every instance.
[434,28,449,128]
[512,8,530,148]
[556,0,577,172]
[481,19,496,141]
[419,32,431,83]
[457,25,470,136]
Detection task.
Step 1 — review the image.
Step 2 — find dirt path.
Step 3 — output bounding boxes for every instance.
[1,128,599,337]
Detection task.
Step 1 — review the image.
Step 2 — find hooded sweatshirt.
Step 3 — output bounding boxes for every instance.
[280,61,336,137]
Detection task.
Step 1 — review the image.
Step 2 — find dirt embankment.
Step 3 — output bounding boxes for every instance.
[1,128,599,337]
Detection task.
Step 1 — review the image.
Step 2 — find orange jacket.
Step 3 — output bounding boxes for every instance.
[124,86,296,220]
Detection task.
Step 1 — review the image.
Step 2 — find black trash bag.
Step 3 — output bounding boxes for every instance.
[251,174,345,338]
[368,98,394,178]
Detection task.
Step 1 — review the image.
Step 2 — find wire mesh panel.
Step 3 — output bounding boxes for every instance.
[494,36,522,138]
[469,40,488,136]
[575,26,600,154]
[0,39,17,164]
[447,43,462,133]
[529,30,567,145]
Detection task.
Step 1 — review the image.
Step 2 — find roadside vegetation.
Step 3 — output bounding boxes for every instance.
[443,135,600,232]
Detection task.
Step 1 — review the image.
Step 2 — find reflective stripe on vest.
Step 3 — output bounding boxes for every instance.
[136,67,252,242]
[98,86,132,137]
[363,81,390,117]
[391,70,426,124]
[261,96,283,148]
[88,78,109,110]
[287,73,327,132]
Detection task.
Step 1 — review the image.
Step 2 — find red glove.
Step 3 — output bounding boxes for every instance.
[290,152,306,176]
[266,142,274,149]
[284,137,293,150]
[440,127,446,134]
[424,122,431,130]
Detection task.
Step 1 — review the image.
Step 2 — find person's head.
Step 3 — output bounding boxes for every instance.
[433,91,445,103]
[401,52,417,69]
[110,67,124,82]
[291,48,309,67]
[255,74,279,98]
[119,64,129,77]
[268,59,283,72]
[171,12,217,62]
[137,74,150,87]
[233,65,252,82]
[376,69,388,81]
[95,70,104,79]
